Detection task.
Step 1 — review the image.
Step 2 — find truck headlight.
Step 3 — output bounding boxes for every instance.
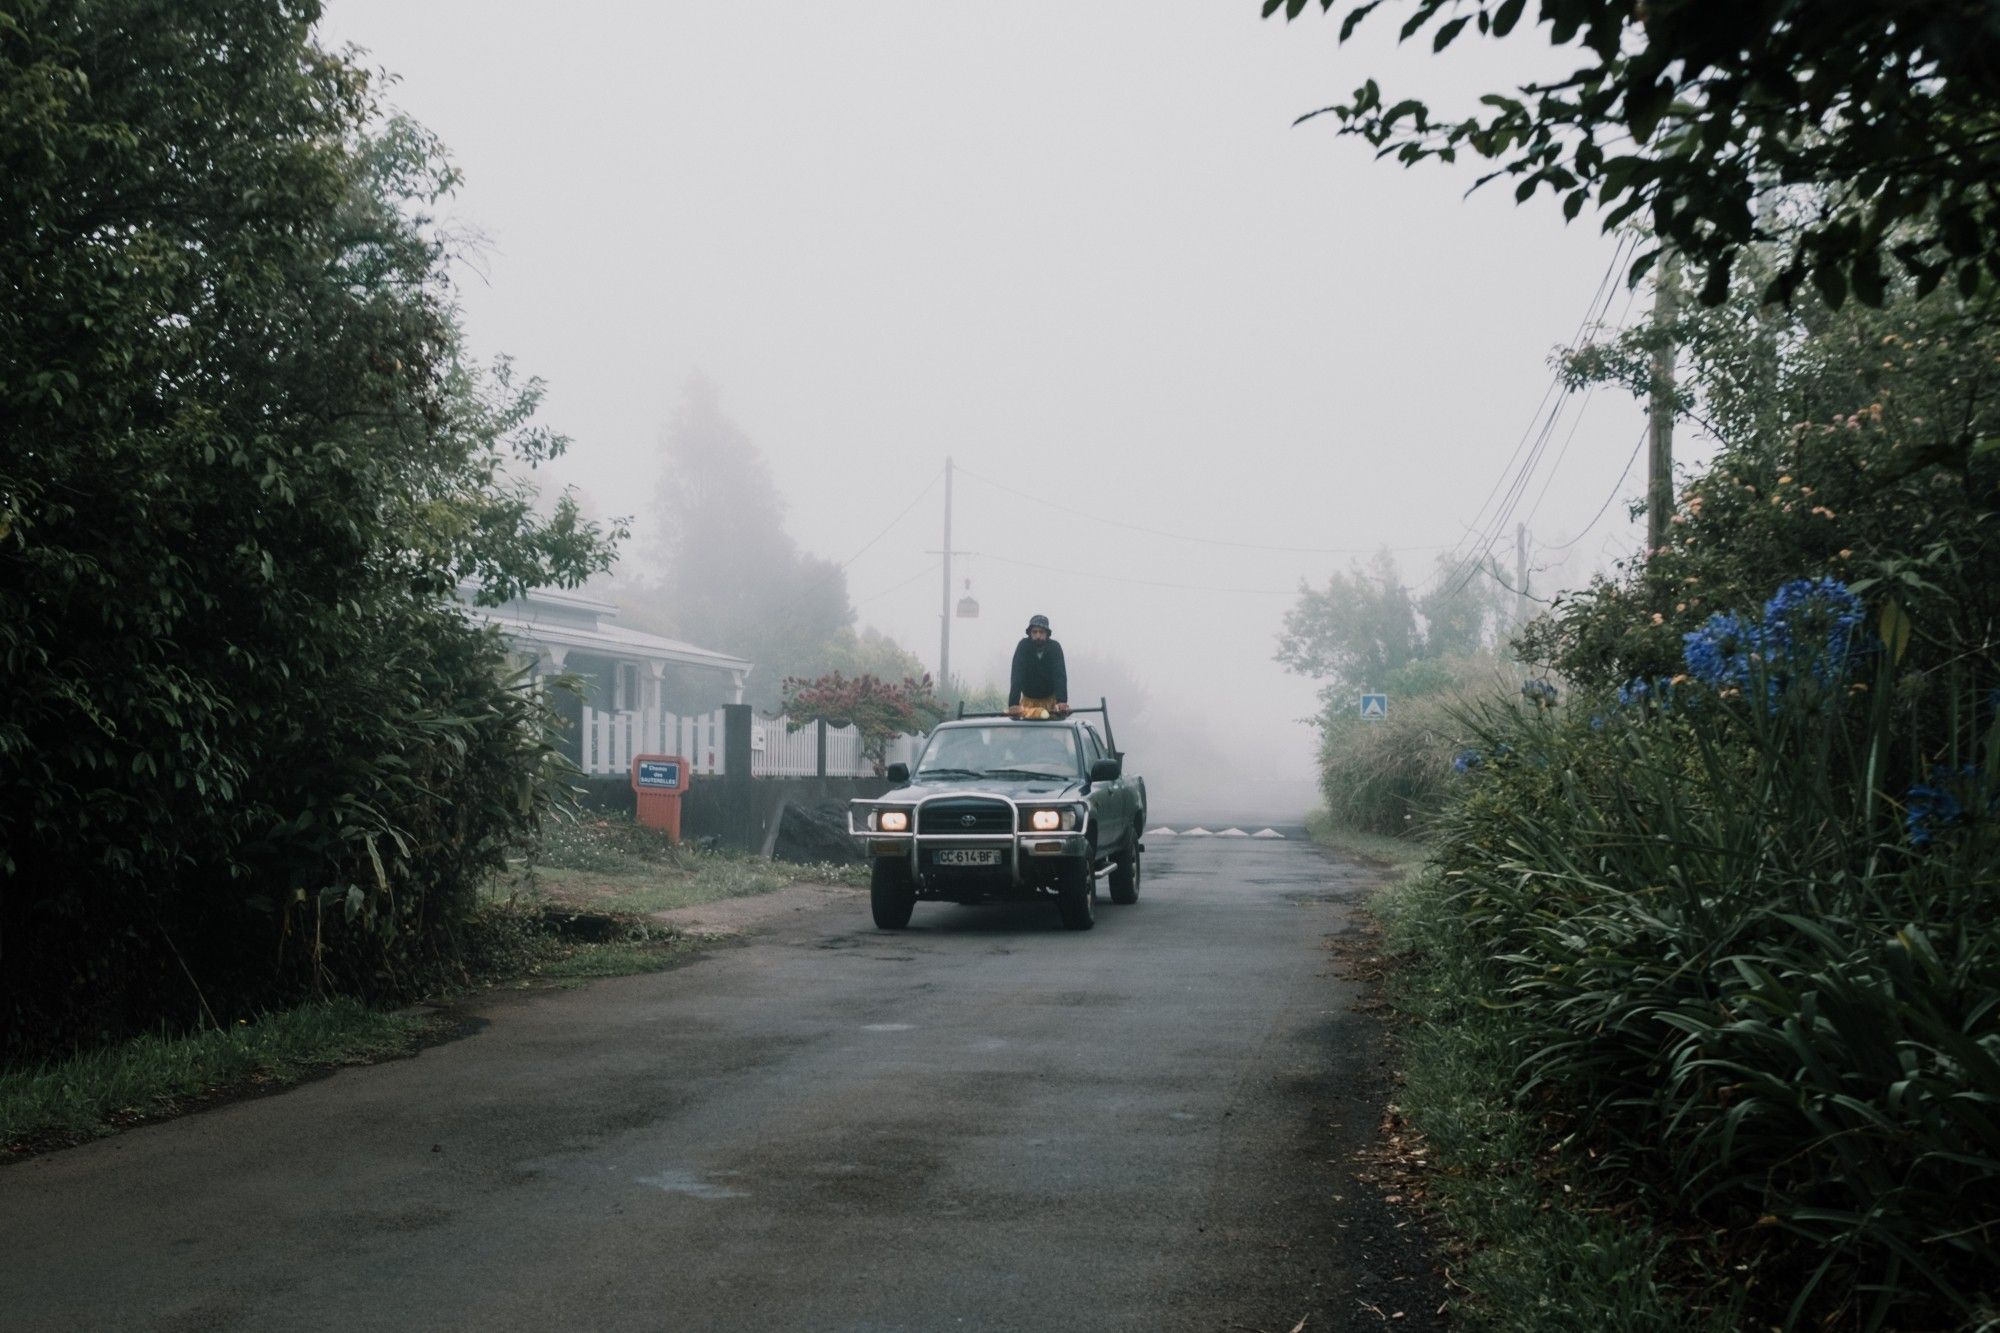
[870,809,910,832]
[1025,807,1078,832]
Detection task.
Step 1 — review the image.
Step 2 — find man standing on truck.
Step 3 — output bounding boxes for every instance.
[1008,614,1070,719]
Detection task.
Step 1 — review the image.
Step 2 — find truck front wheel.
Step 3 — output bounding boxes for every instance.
[871,857,916,930]
[1054,859,1096,931]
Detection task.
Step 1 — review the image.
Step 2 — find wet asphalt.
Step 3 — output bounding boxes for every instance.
[0,828,1445,1332]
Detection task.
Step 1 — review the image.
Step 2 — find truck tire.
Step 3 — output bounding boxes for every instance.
[1055,859,1096,931]
[871,857,916,930]
[1108,831,1142,905]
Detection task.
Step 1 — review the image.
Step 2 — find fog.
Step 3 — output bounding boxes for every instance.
[317,2,1699,819]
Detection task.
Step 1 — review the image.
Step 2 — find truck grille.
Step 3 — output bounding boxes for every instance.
[918,798,1012,834]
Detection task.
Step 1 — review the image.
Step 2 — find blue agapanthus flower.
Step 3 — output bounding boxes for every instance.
[1906,765,1982,848]
[1683,612,1763,688]
[1452,749,1483,774]
[1616,676,1678,709]
[1762,577,1866,683]
[1521,679,1559,708]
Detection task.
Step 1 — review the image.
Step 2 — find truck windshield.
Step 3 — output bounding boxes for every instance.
[915,726,1078,780]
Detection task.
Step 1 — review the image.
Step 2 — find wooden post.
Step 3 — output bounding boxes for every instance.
[1515,522,1530,631]
[1648,253,1680,554]
[816,718,828,778]
[939,456,953,695]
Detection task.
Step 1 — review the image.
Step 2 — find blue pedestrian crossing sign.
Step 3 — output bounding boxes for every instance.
[1359,693,1388,721]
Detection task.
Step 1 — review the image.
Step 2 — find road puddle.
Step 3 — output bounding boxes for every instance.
[634,1169,748,1200]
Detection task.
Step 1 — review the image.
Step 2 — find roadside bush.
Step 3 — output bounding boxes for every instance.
[0,3,616,1059]
[1436,579,1999,1330]
[1314,655,1512,836]
[1526,272,2000,711]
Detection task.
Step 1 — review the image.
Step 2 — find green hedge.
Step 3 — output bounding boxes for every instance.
[1314,657,1512,836]
[0,2,614,1058]
[1434,596,1998,1330]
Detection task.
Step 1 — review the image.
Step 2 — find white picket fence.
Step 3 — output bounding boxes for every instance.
[579,707,729,778]
[576,707,925,779]
[748,714,925,777]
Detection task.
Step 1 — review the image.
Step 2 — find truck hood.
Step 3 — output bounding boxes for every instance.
[879,776,1084,803]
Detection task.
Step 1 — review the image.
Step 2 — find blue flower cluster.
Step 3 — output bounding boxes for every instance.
[1678,578,1866,696]
[1682,611,1762,688]
[1521,679,1559,708]
[1906,765,1984,847]
[1762,577,1866,684]
[1452,749,1483,775]
[1616,676,1676,709]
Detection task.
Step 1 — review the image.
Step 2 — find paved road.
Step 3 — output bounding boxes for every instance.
[1,829,1444,1332]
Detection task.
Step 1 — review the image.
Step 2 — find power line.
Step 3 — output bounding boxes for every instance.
[853,560,942,607]
[828,465,944,573]
[960,550,1298,596]
[955,464,1452,557]
[1435,235,1627,578]
[1432,232,1638,597]
[1517,275,1646,535]
[769,466,944,621]
[1520,382,1598,530]
[1536,423,1648,554]
[1439,241,1630,591]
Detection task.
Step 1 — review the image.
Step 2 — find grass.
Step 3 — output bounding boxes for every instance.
[1305,808,1432,870]
[1314,805,1717,1325]
[533,936,705,980]
[515,858,795,916]
[509,812,866,916]
[4,817,858,1158]
[1367,865,1738,1332]
[1,999,429,1154]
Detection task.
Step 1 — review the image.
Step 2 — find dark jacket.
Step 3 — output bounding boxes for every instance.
[1008,637,1068,706]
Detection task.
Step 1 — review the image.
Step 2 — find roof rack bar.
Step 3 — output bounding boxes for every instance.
[950,697,1116,753]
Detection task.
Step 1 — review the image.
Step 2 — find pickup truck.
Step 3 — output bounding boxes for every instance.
[848,706,1146,931]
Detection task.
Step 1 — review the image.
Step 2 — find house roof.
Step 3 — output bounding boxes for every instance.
[505,585,620,616]
[461,590,753,676]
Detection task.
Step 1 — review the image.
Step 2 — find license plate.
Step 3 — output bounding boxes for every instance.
[933,849,1002,866]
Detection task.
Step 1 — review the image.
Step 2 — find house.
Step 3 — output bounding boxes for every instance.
[461,586,753,774]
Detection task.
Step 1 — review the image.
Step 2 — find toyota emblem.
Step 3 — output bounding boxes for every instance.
[959,814,978,828]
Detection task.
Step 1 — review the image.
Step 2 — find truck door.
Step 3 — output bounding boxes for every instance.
[1085,727,1133,846]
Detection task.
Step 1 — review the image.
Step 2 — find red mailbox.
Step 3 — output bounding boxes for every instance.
[631,754,690,841]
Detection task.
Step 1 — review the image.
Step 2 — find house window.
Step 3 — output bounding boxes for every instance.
[618,663,640,712]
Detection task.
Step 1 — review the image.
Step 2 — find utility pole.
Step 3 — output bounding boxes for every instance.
[1647,252,1680,555]
[939,456,953,695]
[1515,522,1530,631]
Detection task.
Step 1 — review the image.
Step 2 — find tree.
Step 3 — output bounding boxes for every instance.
[1417,558,1508,657]
[1267,0,2000,307]
[782,673,946,775]
[633,377,855,706]
[0,1,618,1055]
[1278,549,1507,699]
[823,626,933,684]
[1527,259,2000,691]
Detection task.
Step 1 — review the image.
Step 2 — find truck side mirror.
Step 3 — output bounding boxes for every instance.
[885,762,911,784]
[1089,757,1121,782]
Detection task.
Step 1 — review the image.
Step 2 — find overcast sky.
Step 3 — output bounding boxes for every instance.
[316,2,1691,807]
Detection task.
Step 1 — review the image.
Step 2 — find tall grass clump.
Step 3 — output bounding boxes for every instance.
[1374,865,1739,1331]
[1441,577,1999,1329]
[1316,655,1514,836]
